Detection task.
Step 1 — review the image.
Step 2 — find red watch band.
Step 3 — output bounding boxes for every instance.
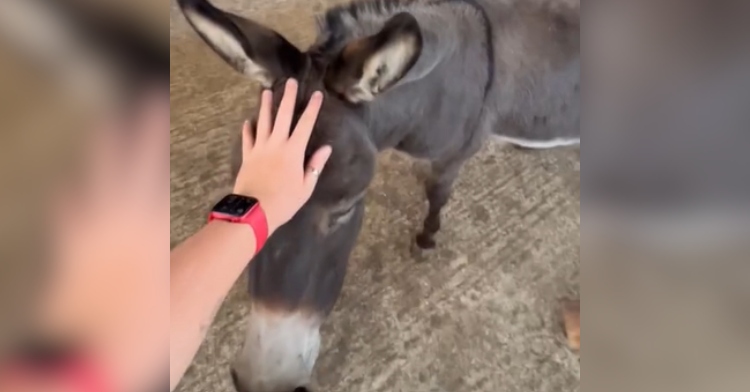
[1,355,110,392]
[208,203,269,253]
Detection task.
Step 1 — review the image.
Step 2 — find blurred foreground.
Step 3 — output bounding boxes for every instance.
[0,0,168,357]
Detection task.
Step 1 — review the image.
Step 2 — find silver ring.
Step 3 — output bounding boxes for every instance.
[308,167,321,177]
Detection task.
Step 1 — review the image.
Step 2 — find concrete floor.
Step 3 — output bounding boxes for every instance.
[169,1,580,391]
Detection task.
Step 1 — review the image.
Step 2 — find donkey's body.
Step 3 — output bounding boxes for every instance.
[313,0,579,246]
[177,0,578,391]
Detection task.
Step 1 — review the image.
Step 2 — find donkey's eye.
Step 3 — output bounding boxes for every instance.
[329,204,356,227]
[376,64,386,77]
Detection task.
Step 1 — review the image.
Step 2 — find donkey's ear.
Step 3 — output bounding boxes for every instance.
[325,12,422,103]
[178,0,307,87]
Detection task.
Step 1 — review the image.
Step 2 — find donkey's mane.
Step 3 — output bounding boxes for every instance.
[319,0,416,31]
[314,0,415,53]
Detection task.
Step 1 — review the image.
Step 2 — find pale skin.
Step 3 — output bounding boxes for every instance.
[0,79,330,392]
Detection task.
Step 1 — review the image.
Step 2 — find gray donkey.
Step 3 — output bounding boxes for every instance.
[176,0,579,391]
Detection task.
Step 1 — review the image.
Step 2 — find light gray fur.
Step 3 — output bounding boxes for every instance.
[231,309,321,392]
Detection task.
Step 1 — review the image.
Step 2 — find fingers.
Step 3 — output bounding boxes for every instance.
[291,91,324,152]
[304,145,333,189]
[241,120,254,151]
[254,90,273,143]
[271,79,299,141]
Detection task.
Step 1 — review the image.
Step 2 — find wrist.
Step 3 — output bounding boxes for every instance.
[228,189,281,235]
[208,193,271,254]
[1,336,113,392]
[257,204,279,236]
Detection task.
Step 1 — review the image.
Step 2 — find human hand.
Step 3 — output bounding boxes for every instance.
[233,79,332,233]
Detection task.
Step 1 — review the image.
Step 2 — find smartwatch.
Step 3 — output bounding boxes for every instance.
[0,340,110,392]
[208,194,269,252]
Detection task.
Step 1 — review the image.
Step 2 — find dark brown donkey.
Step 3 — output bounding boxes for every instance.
[176,0,579,391]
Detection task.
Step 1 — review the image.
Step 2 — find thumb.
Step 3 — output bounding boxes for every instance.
[304,145,333,189]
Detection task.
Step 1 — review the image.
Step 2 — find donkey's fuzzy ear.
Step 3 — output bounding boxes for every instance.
[178,0,306,87]
[325,12,422,103]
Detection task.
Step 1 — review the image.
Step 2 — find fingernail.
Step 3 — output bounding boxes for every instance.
[313,91,324,100]
[287,79,297,89]
[322,144,333,157]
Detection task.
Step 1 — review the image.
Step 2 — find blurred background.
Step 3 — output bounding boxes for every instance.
[0,0,167,355]
[585,1,750,391]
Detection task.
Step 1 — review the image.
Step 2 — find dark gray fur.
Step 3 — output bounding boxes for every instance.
[308,0,579,248]
[177,0,578,391]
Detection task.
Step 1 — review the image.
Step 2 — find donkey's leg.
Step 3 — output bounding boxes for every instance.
[415,158,466,250]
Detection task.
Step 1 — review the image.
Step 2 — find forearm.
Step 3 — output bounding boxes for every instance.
[169,221,257,391]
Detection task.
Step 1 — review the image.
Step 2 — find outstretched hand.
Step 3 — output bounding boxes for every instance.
[232,79,332,233]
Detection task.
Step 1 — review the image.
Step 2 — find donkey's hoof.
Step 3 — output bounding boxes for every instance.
[415,233,437,250]
[410,239,434,261]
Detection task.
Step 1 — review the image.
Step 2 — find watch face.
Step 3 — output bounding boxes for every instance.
[212,194,259,217]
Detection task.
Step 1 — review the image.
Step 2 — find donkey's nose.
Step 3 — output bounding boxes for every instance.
[230,368,311,392]
[230,368,247,392]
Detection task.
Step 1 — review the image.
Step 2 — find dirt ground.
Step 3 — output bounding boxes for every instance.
[169,0,580,391]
